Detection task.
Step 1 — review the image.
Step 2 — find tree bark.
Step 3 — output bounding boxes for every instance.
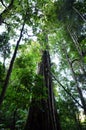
[24,50,61,130]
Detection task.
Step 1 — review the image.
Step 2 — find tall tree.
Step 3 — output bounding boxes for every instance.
[24,49,61,130]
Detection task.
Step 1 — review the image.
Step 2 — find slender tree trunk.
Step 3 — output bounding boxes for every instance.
[24,50,61,130]
[67,26,85,73]
[0,21,25,107]
[63,47,86,115]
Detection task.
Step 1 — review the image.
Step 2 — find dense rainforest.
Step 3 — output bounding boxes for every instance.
[0,0,86,130]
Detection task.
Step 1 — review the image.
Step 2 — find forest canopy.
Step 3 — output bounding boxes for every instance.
[0,0,86,130]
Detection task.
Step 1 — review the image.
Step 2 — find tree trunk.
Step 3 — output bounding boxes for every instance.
[10,109,17,130]
[24,50,61,130]
[64,47,86,115]
[0,22,25,107]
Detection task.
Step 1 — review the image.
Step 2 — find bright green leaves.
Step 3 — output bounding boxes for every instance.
[41,1,59,30]
[11,41,41,92]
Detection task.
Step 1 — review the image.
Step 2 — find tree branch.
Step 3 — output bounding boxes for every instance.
[49,70,83,109]
[0,0,7,8]
[73,7,86,22]
[67,25,85,73]
[0,0,14,25]
[1,0,14,14]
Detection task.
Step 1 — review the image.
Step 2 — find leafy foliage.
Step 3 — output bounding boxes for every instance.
[0,0,86,129]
